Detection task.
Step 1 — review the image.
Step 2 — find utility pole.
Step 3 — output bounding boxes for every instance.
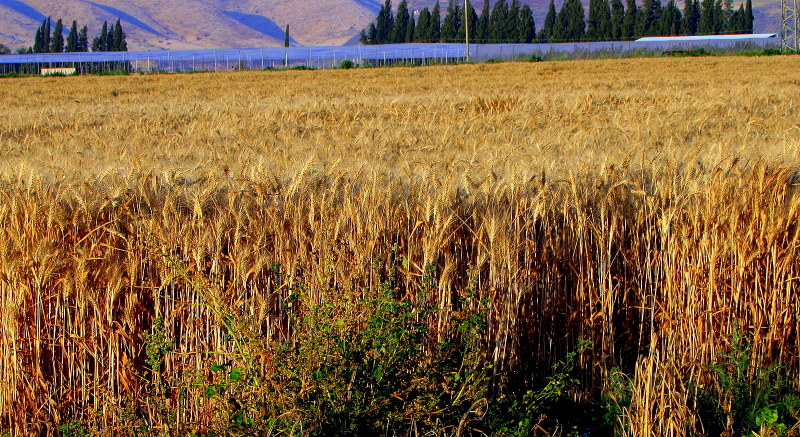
[465,0,470,60]
[782,0,799,51]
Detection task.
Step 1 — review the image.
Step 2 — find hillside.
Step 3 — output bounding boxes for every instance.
[0,0,378,50]
[0,0,779,51]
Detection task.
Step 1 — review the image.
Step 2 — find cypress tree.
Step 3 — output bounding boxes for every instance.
[431,1,442,42]
[734,3,745,32]
[477,0,491,42]
[44,17,51,52]
[105,22,114,49]
[360,29,369,44]
[66,21,78,52]
[100,21,109,51]
[661,0,682,34]
[636,0,660,36]
[519,4,537,42]
[407,12,416,41]
[698,0,714,34]
[508,0,521,42]
[733,3,745,32]
[588,0,612,40]
[713,0,724,32]
[79,26,89,52]
[376,0,394,44]
[587,0,602,39]
[682,0,700,34]
[556,0,586,41]
[745,0,753,32]
[113,19,127,51]
[415,8,432,42]
[611,0,625,39]
[490,0,509,42]
[599,0,613,39]
[51,19,64,53]
[284,24,290,47]
[92,22,107,52]
[457,1,479,41]
[541,0,558,41]
[722,0,734,31]
[573,0,587,40]
[622,0,638,38]
[441,0,461,42]
[391,0,410,43]
[33,24,43,53]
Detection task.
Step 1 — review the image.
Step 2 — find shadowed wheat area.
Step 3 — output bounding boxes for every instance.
[1,57,800,436]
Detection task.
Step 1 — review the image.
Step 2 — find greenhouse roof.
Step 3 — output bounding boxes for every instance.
[636,34,777,42]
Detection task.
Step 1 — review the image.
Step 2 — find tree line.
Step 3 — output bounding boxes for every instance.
[360,0,753,45]
[20,17,127,54]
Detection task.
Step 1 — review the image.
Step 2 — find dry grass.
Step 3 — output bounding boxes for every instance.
[1,57,800,435]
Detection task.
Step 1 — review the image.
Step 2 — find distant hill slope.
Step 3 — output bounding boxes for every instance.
[0,0,377,50]
[0,0,778,51]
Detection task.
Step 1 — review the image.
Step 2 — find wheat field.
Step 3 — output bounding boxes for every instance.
[2,57,800,435]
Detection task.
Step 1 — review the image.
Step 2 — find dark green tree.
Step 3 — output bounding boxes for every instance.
[441,0,462,42]
[682,0,700,34]
[66,21,78,52]
[391,0,411,43]
[508,0,521,42]
[376,0,394,44]
[431,1,442,41]
[105,21,114,49]
[112,19,127,51]
[477,0,491,42]
[33,25,44,53]
[51,19,64,53]
[44,16,51,52]
[541,0,558,41]
[745,0,753,32]
[713,0,724,32]
[722,0,734,31]
[698,0,715,34]
[622,0,638,38]
[660,0,682,34]
[636,0,662,36]
[284,24,290,47]
[406,12,416,42]
[0,43,10,55]
[79,25,89,52]
[556,0,586,41]
[490,0,509,42]
[457,0,479,42]
[415,8,432,41]
[33,17,51,53]
[92,21,109,51]
[588,0,613,39]
[610,0,625,39]
[518,5,537,42]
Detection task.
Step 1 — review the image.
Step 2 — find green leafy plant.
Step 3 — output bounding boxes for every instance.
[699,329,800,436]
[488,340,592,436]
[57,422,92,437]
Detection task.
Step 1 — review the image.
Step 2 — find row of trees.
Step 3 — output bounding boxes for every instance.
[361,0,754,45]
[362,0,539,44]
[25,17,127,54]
